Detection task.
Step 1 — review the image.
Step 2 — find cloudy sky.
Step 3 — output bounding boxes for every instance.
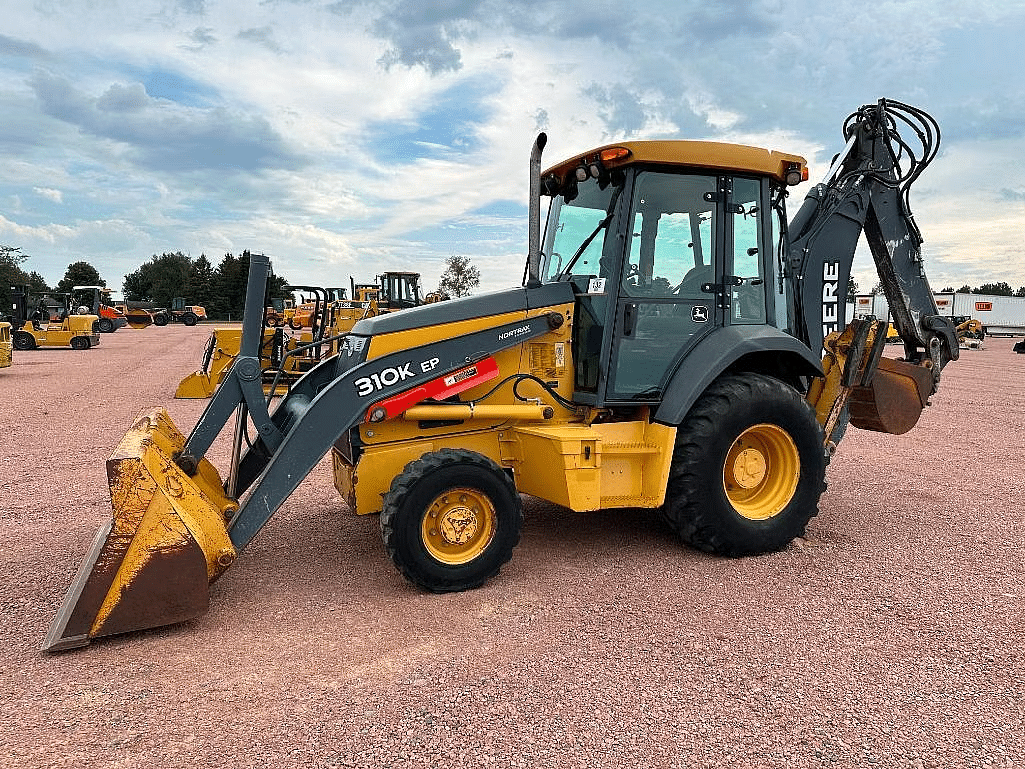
[2,0,1024,297]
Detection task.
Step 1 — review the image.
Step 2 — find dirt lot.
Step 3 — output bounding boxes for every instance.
[1,326,1023,768]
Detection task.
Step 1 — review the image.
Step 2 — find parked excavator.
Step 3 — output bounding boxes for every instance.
[44,99,958,651]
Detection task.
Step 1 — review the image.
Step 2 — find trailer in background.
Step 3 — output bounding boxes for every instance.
[853,292,1025,337]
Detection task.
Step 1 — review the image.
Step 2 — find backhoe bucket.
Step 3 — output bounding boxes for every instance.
[849,357,934,435]
[43,408,238,652]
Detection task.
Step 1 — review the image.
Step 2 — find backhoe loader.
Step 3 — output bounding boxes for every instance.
[175,274,428,399]
[44,99,958,651]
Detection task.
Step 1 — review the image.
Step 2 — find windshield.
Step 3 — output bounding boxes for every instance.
[540,176,622,283]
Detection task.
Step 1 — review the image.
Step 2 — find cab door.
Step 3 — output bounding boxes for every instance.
[606,171,724,401]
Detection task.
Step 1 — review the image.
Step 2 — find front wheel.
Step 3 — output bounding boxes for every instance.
[380,448,522,592]
[97,318,114,333]
[13,330,36,350]
[182,312,198,326]
[70,336,90,350]
[153,313,168,326]
[660,373,826,556]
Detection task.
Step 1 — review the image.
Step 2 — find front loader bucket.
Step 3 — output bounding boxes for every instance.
[43,408,238,652]
[175,370,216,398]
[849,357,934,435]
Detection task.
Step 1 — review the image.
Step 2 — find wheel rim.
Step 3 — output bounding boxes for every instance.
[421,487,497,565]
[722,423,800,520]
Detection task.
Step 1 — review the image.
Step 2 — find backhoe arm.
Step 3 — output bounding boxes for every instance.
[789,99,957,383]
[788,99,958,440]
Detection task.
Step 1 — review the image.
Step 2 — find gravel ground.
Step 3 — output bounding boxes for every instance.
[1,325,1023,769]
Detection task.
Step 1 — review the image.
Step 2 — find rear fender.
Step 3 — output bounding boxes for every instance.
[654,326,822,426]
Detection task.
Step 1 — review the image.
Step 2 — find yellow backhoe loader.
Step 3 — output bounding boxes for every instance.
[44,100,959,652]
[175,274,427,399]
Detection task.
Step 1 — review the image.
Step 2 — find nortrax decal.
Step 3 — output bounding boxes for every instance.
[498,325,531,341]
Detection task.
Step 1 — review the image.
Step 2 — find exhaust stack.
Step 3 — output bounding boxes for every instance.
[526,132,548,288]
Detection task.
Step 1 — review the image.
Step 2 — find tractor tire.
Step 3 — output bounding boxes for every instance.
[153,313,168,326]
[97,318,115,333]
[13,330,36,350]
[659,373,826,557]
[182,312,198,326]
[288,318,303,330]
[380,448,522,592]
[70,336,90,350]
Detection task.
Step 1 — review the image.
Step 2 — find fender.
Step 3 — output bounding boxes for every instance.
[653,325,823,426]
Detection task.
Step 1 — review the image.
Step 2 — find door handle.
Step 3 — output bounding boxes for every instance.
[623,302,637,336]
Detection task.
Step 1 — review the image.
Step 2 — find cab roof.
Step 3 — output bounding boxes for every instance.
[543,140,807,187]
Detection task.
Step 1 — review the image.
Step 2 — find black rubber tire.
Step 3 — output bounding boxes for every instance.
[288,318,302,330]
[182,312,198,326]
[70,336,89,350]
[153,313,168,326]
[13,330,35,350]
[659,373,826,556]
[97,317,114,333]
[380,448,522,592]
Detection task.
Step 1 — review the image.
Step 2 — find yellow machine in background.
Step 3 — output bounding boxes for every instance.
[0,322,12,367]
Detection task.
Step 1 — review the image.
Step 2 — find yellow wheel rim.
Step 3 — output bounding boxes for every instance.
[421,487,497,565]
[723,424,800,520]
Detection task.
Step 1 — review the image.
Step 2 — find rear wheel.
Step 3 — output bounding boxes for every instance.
[70,336,90,350]
[13,330,36,350]
[182,312,198,326]
[153,313,168,326]
[381,448,522,592]
[660,373,826,556]
[288,318,302,330]
[97,318,114,333]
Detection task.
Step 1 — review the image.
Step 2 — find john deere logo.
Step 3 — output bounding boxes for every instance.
[692,306,709,323]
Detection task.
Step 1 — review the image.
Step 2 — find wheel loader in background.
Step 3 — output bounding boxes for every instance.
[44,99,959,652]
[8,286,100,351]
[70,286,128,333]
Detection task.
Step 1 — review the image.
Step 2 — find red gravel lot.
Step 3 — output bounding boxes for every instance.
[1,326,1023,768]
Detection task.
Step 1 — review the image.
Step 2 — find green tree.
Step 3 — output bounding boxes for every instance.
[1017,286,1025,297]
[437,255,480,298]
[940,286,955,293]
[846,276,858,303]
[189,254,216,310]
[957,285,972,293]
[974,282,1013,296]
[55,261,105,294]
[123,252,194,307]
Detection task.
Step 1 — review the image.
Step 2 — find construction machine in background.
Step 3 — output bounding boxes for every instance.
[8,286,100,351]
[175,274,429,399]
[44,99,959,652]
[0,321,11,368]
[70,286,127,333]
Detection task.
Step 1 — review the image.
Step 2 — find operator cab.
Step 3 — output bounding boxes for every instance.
[539,141,804,407]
